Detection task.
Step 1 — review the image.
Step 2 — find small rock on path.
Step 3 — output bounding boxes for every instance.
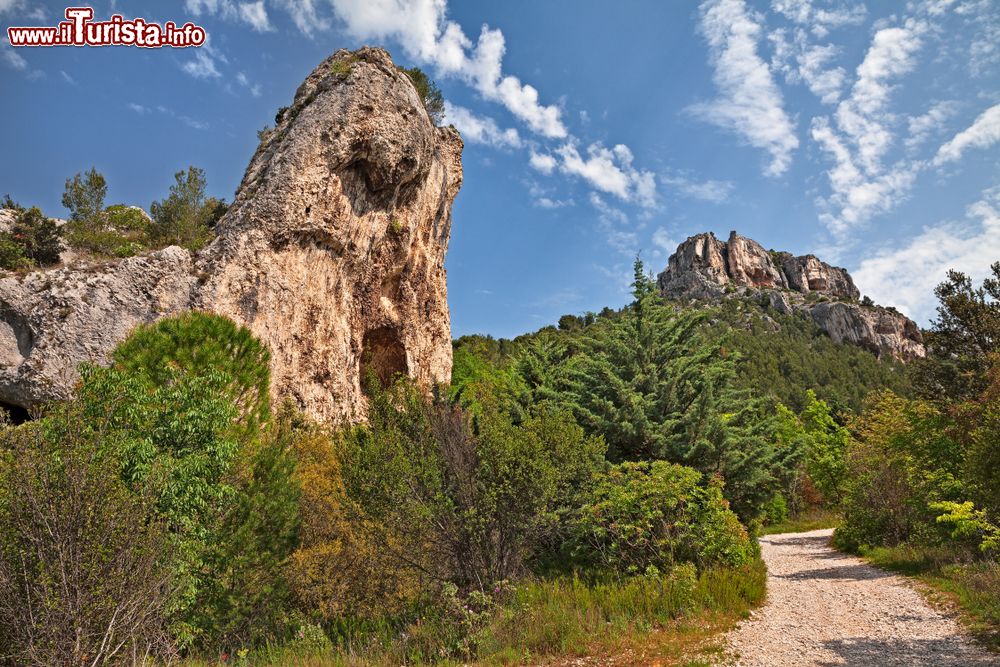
[721,528,999,666]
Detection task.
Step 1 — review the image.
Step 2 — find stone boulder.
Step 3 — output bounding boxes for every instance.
[0,47,463,420]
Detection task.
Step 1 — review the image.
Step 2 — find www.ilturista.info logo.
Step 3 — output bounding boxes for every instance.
[7,7,206,48]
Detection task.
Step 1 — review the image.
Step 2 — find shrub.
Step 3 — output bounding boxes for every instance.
[834,391,962,552]
[9,206,61,266]
[0,416,176,666]
[569,461,758,575]
[287,409,422,622]
[339,381,604,592]
[0,234,27,270]
[399,66,445,124]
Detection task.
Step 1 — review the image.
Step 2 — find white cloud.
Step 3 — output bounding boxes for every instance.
[661,172,733,203]
[771,0,866,37]
[528,151,557,175]
[555,143,657,207]
[589,193,636,255]
[328,0,566,138]
[238,1,273,31]
[853,187,1000,323]
[128,102,208,130]
[59,70,76,85]
[443,102,521,149]
[809,15,930,237]
[693,0,799,176]
[186,0,274,32]
[652,227,680,255]
[906,100,958,150]
[1,45,27,71]
[534,197,574,209]
[271,0,329,35]
[181,49,222,79]
[236,71,262,96]
[933,102,1000,166]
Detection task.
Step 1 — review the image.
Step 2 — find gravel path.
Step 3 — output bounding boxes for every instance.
[721,528,999,666]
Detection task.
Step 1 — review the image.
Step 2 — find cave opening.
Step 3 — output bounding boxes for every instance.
[359,327,408,393]
[0,401,30,425]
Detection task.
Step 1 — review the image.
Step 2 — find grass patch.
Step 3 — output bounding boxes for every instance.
[858,544,1000,652]
[758,512,841,536]
[178,561,766,666]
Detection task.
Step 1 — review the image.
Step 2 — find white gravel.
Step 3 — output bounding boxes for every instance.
[721,528,999,666]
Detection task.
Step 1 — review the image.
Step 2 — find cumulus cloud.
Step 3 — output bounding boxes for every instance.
[771,0,866,37]
[443,102,521,149]
[328,0,566,139]
[853,186,1000,323]
[528,151,557,175]
[809,16,930,237]
[693,0,799,176]
[555,143,657,207]
[933,102,1000,166]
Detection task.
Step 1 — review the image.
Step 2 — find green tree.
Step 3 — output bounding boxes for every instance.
[914,263,1000,402]
[399,66,445,124]
[61,167,107,224]
[149,166,227,250]
[10,206,61,266]
[110,312,272,434]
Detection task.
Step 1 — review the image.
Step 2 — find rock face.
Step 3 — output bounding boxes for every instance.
[0,47,463,420]
[657,231,924,361]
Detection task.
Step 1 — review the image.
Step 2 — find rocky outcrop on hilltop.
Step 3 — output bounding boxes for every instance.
[658,231,924,361]
[0,47,463,420]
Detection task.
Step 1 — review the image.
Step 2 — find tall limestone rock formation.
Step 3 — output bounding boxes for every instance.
[658,231,924,361]
[0,47,463,420]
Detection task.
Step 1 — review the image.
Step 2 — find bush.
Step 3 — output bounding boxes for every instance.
[339,381,605,592]
[285,406,420,623]
[9,206,61,266]
[834,391,962,552]
[569,461,758,575]
[0,416,176,665]
[399,66,445,124]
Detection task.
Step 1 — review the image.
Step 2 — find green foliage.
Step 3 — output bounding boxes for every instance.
[340,380,605,590]
[710,297,910,413]
[569,461,758,574]
[0,416,176,665]
[61,166,107,224]
[932,501,1000,555]
[149,166,227,251]
[914,262,1000,402]
[834,391,962,552]
[110,312,272,433]
[8,206,61,266]
[0,234,27,270]
[399,65,445,124]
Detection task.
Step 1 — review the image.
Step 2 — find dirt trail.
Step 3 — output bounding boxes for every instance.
[721,528,998,666]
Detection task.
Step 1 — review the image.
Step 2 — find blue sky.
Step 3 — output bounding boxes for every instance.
[2,0,999,338]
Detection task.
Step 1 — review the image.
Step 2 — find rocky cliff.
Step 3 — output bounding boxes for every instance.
[658,231,924,361]
[0,47,463,420]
